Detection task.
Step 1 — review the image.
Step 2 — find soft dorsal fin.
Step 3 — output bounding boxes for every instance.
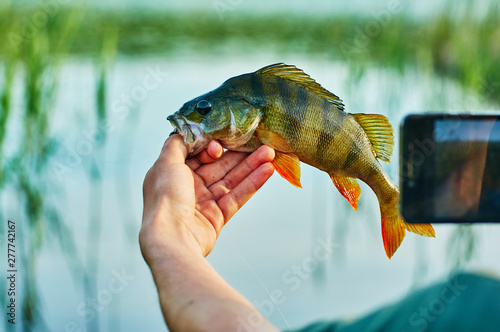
[350,113,394,163]
[256,63,345,111]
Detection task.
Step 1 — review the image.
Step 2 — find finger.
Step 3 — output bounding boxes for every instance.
[207,140,223,160]
[186,156,203,171]
[195,150,249,187]
[143,135,191,221]
[186,141,224,171]
[158,134,188,165]
[218,162,274,223]
[144,134,187,195]
[209,145,275,201]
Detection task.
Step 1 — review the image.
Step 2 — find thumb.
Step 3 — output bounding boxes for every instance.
[159,134,188,164]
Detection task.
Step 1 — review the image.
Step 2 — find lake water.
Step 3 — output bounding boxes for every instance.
[12,54,500,331]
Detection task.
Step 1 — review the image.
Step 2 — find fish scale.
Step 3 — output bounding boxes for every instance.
[167,63,435,259]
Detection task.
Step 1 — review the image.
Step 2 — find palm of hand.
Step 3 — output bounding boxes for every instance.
[141,136,274,260]
[187,151,250,256]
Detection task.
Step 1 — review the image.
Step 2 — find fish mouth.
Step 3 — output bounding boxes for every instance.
[167,114,208,156]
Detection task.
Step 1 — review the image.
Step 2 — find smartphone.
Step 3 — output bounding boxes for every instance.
[400,113,500,223]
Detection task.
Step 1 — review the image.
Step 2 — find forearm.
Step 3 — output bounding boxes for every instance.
[148,244,278,332]
[141,138,277,331]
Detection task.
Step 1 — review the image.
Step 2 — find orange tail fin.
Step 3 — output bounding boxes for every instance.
[380,203,435,259]
[380,203,406,259]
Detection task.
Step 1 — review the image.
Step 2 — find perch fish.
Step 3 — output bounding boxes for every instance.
[167,63,435,258]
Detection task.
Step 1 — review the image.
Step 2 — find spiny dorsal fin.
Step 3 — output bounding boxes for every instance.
[351,113,394,163]
[256,63,345,111]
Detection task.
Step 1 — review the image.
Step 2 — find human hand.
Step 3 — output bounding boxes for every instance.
[140,135,275,263]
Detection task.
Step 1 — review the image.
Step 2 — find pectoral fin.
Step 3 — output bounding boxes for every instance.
[272,151,302,188]
[256,128,293,153]
[329,174,361,211]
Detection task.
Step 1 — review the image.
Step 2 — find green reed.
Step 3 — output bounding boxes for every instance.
[0,3,116,330]
[2,3,498,103]
[83,25,118,332]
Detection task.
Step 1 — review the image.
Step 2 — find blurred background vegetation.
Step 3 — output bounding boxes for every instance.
[2,1,499,97]
[0,0,498,330]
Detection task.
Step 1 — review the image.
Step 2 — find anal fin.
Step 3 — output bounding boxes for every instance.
[329,174,361,211]
[272,151,302,188]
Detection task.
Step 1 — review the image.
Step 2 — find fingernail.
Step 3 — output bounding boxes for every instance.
[263,162,275,172]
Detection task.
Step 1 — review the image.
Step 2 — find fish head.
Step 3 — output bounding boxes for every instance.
[167,92,223,156]
[168,85,263,156]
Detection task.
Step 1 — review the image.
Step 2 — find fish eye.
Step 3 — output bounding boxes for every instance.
[195,100,212,116]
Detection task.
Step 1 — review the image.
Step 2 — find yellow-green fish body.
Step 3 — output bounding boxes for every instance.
[168,63,434,258]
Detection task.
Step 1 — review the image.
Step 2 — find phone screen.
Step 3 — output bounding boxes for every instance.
[433,119,500,221]
[401,114,500,223]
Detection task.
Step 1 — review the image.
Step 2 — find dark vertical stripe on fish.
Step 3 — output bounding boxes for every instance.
[315,100,342,164]
[281,110,302,144]
[277,76,292,105]
[315,130,333,164]
[250,74,265,102]
[295,85,310,147]
[276,77,292,127]
[314,100,328,161]
[274,78,302,143]
[296,85,309,113]
[341,141,362,171]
